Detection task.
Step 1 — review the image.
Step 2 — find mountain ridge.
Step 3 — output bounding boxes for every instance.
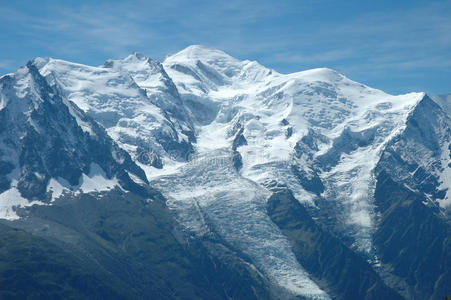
[0,46,450,299]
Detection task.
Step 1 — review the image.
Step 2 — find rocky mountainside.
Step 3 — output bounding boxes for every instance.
[0,45,450,299]
[0,62,148,218]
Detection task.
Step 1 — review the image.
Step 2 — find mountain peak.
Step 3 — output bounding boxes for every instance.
[285,67,346,84]
[165,45,240,66]
[103,52,155,68]
[162,45,276,94]
[123,52,152,63]
[129,51,147,60]
[30,57,52,69]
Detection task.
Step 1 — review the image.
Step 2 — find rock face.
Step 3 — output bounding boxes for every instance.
[0,62,148,218]
[0,46,450,299]
[372,172,451,300]
[372,96,451,299]
[266,187,403,300]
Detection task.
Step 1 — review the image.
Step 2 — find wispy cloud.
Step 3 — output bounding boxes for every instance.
[0,0,316,60]
[272,49,355,65]
[0,0,450,94]
[0,59,16,71]
[298,2,451,71]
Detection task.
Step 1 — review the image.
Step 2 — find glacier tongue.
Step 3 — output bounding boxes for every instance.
[151,149,329,299]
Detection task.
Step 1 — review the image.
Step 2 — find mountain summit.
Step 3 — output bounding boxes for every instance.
[0,46,450,299]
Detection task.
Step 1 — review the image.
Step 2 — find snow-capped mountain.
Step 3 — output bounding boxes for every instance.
[0,62,148,219]
[34,54,195,171]
[0,45,449,300]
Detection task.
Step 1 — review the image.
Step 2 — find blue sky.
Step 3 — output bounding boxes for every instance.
[1,0,450,95]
